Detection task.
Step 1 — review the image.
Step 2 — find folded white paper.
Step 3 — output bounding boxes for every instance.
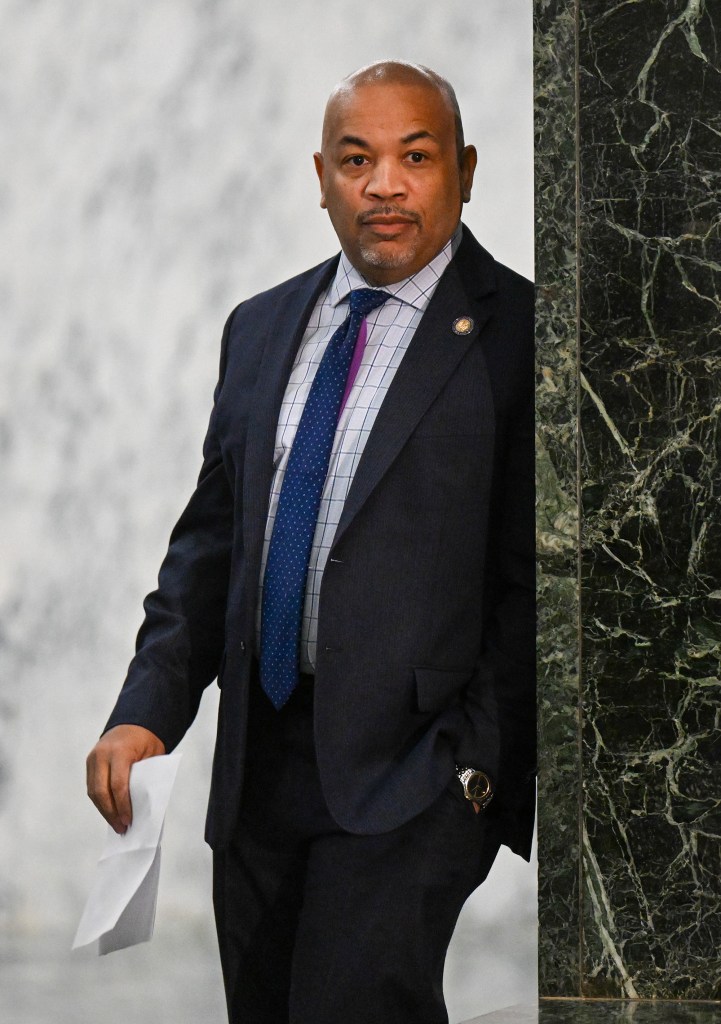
[73,752,182,954]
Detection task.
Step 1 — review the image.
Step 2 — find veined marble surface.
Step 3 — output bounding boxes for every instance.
[467,1000,721,1023]
[540,1002,721,1024]
[535,0,721,1002]
[534,0,583,996]
[579,0,721,1000]
[1,2,535,1022]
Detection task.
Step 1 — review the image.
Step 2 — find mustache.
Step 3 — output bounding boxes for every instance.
[357,207,422,226]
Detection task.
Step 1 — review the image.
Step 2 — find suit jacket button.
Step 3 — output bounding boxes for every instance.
[239,640,246,652]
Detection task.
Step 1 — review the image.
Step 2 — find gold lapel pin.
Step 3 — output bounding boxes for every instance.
[452,316,474,335]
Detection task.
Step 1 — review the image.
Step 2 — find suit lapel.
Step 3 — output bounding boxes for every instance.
[241,258,338,600]
[240,227,500,591]
[332,234,498,550]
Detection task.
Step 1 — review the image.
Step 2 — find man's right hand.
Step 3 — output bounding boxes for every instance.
[86,725,166,834]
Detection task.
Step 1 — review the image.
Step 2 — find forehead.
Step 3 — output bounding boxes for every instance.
[323,81,455,146]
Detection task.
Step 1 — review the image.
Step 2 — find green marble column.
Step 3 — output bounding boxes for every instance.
[535,0,721,1001]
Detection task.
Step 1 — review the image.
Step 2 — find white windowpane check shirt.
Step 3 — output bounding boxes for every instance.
[256,225,462,673]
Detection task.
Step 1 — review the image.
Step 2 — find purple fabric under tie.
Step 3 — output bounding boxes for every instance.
[338,316,368,418]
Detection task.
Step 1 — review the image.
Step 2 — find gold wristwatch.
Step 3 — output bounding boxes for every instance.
[455,765,494,810]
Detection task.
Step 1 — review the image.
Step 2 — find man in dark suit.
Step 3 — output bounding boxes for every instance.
[87,60,535,1024]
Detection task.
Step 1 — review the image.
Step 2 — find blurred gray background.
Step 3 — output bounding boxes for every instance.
[0,1,535,1021]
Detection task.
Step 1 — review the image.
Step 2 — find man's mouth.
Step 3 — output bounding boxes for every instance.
[359,209,421,230]
[362,216,415,226]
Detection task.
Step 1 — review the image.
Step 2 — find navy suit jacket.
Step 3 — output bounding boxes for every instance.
[106,225,536,859]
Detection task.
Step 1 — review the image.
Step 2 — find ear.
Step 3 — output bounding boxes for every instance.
[313,152,327,209]
[459,145,477,204]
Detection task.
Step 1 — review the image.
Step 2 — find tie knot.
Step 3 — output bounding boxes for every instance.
[348,288,391,318]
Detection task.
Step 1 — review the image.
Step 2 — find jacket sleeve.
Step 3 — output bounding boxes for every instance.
[103,306,239,751]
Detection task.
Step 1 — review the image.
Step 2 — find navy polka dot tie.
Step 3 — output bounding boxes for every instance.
[260,288,391,709]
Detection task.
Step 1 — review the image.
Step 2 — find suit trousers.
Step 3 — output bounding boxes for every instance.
[213,671,502,1024]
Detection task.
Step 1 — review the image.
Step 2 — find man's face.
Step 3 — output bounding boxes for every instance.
[314,81,476,286]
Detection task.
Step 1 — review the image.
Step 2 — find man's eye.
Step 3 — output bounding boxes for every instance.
[346,155,367,167]
[408,152,426,163]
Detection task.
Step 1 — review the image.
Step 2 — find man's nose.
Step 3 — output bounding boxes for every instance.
[365,159,406,200]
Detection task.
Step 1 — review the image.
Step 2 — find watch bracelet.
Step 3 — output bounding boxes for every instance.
[454,764,494,807]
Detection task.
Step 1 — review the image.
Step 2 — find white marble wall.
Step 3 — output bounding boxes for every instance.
[1,1,535,1020]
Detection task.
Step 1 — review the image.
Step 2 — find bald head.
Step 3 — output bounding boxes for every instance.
[313,60,477,285]
[322,61,465,162]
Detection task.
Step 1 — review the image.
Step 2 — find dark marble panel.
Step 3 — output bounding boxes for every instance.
[534,0,583,997]
[578,0,721,1001]
[468,999,721,1023]
[539,999,721,1023]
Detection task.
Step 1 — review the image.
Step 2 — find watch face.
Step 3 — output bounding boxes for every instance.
[466,771,492,803]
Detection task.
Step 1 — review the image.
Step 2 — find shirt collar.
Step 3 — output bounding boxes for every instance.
[329,223,463,312]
